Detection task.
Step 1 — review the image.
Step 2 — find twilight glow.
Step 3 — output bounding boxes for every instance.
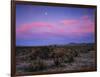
[16,4,95,46]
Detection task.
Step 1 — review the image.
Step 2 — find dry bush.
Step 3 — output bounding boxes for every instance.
[52,48,66,66]
[30,58,47,71]
[17,59,48,72]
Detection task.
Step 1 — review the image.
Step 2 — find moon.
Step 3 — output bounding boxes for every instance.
[45,12,48,15]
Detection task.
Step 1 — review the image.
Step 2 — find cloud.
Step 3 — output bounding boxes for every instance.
[60,15,94,33]
[60,19,79,25]
[16,22,59,39]
[81,15,89,20]
[16,15,95,40]
[16,22,53,33]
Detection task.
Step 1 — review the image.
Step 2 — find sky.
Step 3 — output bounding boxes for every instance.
[16,4,95,46]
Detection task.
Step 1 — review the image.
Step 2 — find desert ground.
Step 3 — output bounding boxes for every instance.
[16,43,96,75]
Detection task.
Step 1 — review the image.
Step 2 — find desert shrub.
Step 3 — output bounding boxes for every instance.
[28,50,43,60]
[22,59,47,72]
[16,48,31,56]
[64,54,74,63]
[16,63,34,72]
[30,58,47,71]
[67,55,74,62]
[40,47,50,59]
[80,48,90,53]
[53,57,62,66]
[28,50,39,60]
[63,57,69,63]
[31,47,50,59]
[87,46,94,51]
[71,50,78,57]
[61,49,74,63]
[52,48,66,66]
